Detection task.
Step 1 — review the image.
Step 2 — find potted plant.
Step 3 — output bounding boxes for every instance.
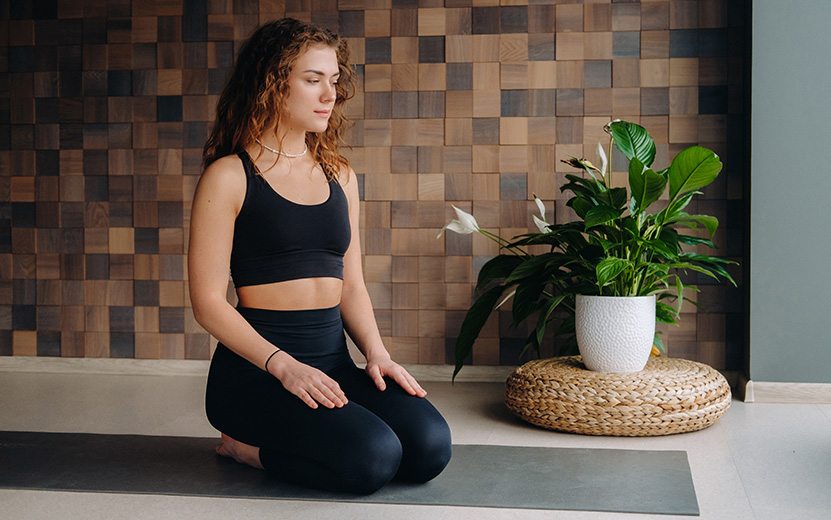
[439,120,736,378]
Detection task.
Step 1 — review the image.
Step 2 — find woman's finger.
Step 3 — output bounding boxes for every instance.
[366,365,387,391]
[394,369,426,397]
[299,390,319,409]
[309,386,338,409]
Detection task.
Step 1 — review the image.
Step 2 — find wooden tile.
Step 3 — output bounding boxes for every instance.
[527,116,556,145]
[418,63,445,91]
[500,33,527,62]
[445,90,473,118]
[390,119,416,147]
[642,2,670,30]
[526,61,556,90]
[13,330,38,356]
[668,115,698,143]
[472,34,499,61]
[390,63,418,92]
[418,8,446,36]
[445,8,471,36]
[527,33,554,62]
[418,173,444,200]
[446,34,473,62]
[612,3,641,32]
[471,145,499,173]
[416,118,444,145]
[612,58,640,87]
[472,62,499,92]
[555,32,583,61]
[365,10,391,37]
[390,8,417,37]
[472,90,500,118]
[584,4,611,32]
[642,30,670,58]
[554,61,582,89]
[389,336,419,364]
[640,58,670,87]
[670,0,698,30]
[392,283,418,309]
[390,36,417,64]
[498,118,527,146]
[699,0,729,29]
[556,4,583,33]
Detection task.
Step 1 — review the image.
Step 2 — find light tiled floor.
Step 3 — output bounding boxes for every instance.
[1,368,829,520]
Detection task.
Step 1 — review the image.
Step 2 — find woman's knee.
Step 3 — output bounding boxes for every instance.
[342,428,403,494]
[399,413,452,483]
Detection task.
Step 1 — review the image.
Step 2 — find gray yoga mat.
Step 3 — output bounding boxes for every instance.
[0,430,699,516]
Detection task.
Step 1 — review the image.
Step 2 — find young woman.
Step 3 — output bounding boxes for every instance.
[188,18,452,494]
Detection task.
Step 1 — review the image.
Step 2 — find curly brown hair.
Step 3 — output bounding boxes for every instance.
[202,18,356,180]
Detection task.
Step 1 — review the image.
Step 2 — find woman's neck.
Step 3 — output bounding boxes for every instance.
[258,129,307,157]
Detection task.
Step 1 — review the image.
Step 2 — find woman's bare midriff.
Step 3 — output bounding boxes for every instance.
[236,277,343,310]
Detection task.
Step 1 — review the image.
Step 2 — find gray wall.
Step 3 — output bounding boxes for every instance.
[750,1,831,383]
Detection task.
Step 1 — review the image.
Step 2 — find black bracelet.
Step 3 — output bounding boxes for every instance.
[264,348,281,373]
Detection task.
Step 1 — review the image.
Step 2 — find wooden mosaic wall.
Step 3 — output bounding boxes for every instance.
[0,0,747,371]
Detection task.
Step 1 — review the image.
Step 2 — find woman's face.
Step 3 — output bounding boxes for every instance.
[284,44,340,134]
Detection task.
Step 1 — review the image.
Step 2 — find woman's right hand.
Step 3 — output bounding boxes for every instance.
[268,353,348,409]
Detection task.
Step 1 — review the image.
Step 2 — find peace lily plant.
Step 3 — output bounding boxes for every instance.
[439,120,737,380]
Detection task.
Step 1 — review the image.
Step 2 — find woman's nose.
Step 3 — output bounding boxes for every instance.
[322,83,336,102]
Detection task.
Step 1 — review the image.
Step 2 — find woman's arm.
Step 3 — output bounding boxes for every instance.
[188,156,347,409]
[338,169,427,397]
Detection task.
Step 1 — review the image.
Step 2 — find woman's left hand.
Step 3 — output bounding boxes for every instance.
[365,357,427,397]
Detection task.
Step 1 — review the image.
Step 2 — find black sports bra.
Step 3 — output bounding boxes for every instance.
[229,151,351,287]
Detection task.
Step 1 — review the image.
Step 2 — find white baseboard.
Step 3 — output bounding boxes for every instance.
[0,356,514,384]
[0,356,211,377]
[743,379,831,404]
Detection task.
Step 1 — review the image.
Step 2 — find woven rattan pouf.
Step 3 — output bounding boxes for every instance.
[505,355,731,436]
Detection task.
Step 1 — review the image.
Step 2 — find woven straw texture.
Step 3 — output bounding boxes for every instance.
[505,356,732,437]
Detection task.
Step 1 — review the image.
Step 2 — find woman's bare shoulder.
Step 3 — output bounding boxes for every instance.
[198,154,247,195]
[336,165,357,192]
[203,154,246,183]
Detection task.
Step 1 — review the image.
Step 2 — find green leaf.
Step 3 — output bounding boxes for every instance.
[653,333,665,352]
[504,254,555,284]
[629,158,667,214]
[563,174,604,190]
[568,197,593,219]
[609,121,656,167]
[656,301,679,324]
[512,273,547,324]
[475,255,524,290]
[453,284,507,381]
[535,294,568,346]
[676,234,716,247]
[661,193,696,223]
[667,146,722,200]
[646,235,679,258]
[596,187,628,209]
[584,205,623,229]
[677,214,719,237]
[596,257,631,287]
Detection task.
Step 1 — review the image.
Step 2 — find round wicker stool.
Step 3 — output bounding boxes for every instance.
[505,356,731,436]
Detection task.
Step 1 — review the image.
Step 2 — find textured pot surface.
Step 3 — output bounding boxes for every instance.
[576,295,656,372]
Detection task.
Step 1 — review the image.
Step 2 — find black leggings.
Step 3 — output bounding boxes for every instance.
[205,306,452,495]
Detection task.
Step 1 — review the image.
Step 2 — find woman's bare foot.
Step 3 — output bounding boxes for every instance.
[215,433,264,470]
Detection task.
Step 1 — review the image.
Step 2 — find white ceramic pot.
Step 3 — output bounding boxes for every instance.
[575,294,656,372]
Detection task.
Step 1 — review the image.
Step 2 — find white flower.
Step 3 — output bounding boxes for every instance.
[532,196,549,233]
[495,288,517,309]
[437,205,480,238]
[596,141,608,177]
[533,214,549,234]
[534,197,546,221]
